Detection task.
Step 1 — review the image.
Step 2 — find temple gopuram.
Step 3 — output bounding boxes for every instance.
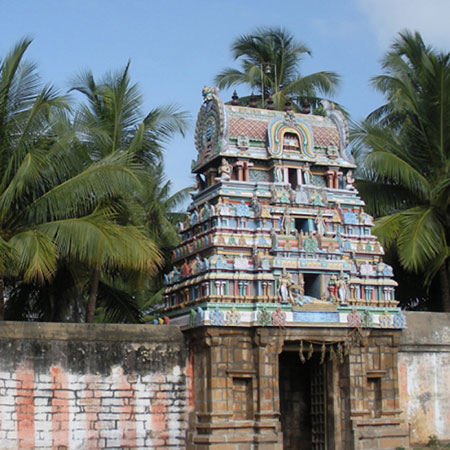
[164,88,409,449]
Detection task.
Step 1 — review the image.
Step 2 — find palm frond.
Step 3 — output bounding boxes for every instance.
[285,71,341,97]
[8,230,57,283]
[214,68,247,90]
[397,207,446,272]
[25,151,142,222]
[95,280,142,323]
[38,210,161,273]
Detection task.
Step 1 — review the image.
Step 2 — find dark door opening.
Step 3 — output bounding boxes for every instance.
[279,351,328,450]
[295,218,314,234]
[304,273,322,299]
[288,168,298,189]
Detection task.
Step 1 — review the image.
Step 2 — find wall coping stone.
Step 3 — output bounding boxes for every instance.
[400,312,450,351]
[0,321,184,343]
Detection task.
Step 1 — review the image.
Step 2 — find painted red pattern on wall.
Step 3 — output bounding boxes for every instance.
[118,369,137,447]
[0,324,189,448]
[50,366,70,448]
[151,374,169,445]
[84,375,102,449]
[16,364,35,449]
[186,351,195,410]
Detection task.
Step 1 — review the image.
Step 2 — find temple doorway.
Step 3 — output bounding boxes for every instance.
[279,351,330,450]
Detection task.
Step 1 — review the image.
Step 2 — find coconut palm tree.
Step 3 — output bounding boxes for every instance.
[214,27,340,111]
[0,39,161,322]
[70,64,189,322]
[352,31,450,311]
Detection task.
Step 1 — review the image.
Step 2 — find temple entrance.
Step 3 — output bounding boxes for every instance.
[279,351,329,450]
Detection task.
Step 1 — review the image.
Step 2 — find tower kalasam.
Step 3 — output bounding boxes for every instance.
[164,87,405,331]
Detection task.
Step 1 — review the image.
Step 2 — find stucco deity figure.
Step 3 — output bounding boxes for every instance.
[202,85,218,104]
[315,212,325,237]
[337,273,348,305]
[182,260,190,277]
[303,163,312,185]
[345,170,355,190]
[218,158,232,181]
[295,185,309,204]
[252,244,262,268]
[274,165,283,183]
[278,268,293,303]
[184,214,191,230]
[358,209,374,226]
[297,230,305,249]
[270,228,278,249]
[281,208,293,235]
[195,255,204,273]
[251,192,262,217]
[190,258,198,275]
[289,186,296,204]
[328,275,337,300]
[217,198,230,216]
[190,208,199,225]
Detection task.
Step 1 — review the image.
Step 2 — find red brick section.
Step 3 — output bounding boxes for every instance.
[16,364,35,449]
[187,351,195,410]
[50,366,70,448]
[119,372,137,447]
[151,374,169,446]
[84,375,102,449]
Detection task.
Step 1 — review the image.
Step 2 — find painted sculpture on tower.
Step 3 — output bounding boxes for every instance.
[163,87,404,330]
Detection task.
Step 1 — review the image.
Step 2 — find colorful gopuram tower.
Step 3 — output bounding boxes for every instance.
[165,87,403,329]
[164,88,409,449]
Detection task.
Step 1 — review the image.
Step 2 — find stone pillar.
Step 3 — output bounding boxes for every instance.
[283,168,289,184]
[337,171,343,189]
[243,161,254,181]
[326,169,335,188]
[235,162,244,181]
[253,328,284,448]
[346,329,409,449]
[185,327,283,449]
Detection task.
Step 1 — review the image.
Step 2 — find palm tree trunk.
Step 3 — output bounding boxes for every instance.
[0,279,4,320]
[439,261,450,312]
[86,266,101,323]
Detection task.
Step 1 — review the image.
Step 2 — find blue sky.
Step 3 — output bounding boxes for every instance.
[1,0,449,193]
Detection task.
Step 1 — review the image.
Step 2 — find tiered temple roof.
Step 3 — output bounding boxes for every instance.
[163,87,406,330]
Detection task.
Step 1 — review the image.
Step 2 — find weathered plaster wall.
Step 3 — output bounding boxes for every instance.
[0,314,449,449]
[0,322,190,449]
[399,312,450,446]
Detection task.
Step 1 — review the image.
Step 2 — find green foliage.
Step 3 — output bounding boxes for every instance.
[423,435,450,448]
[215,27,340,111]
[0,39,189,322]
[427,435,440,447]
[71,66,189,322]
[352,31,450,311]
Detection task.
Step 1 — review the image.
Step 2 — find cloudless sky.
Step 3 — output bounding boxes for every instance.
[1,0,449,194]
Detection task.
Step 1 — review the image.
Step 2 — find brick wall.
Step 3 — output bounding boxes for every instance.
[399,312,450,446]
[0,322,190,449]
